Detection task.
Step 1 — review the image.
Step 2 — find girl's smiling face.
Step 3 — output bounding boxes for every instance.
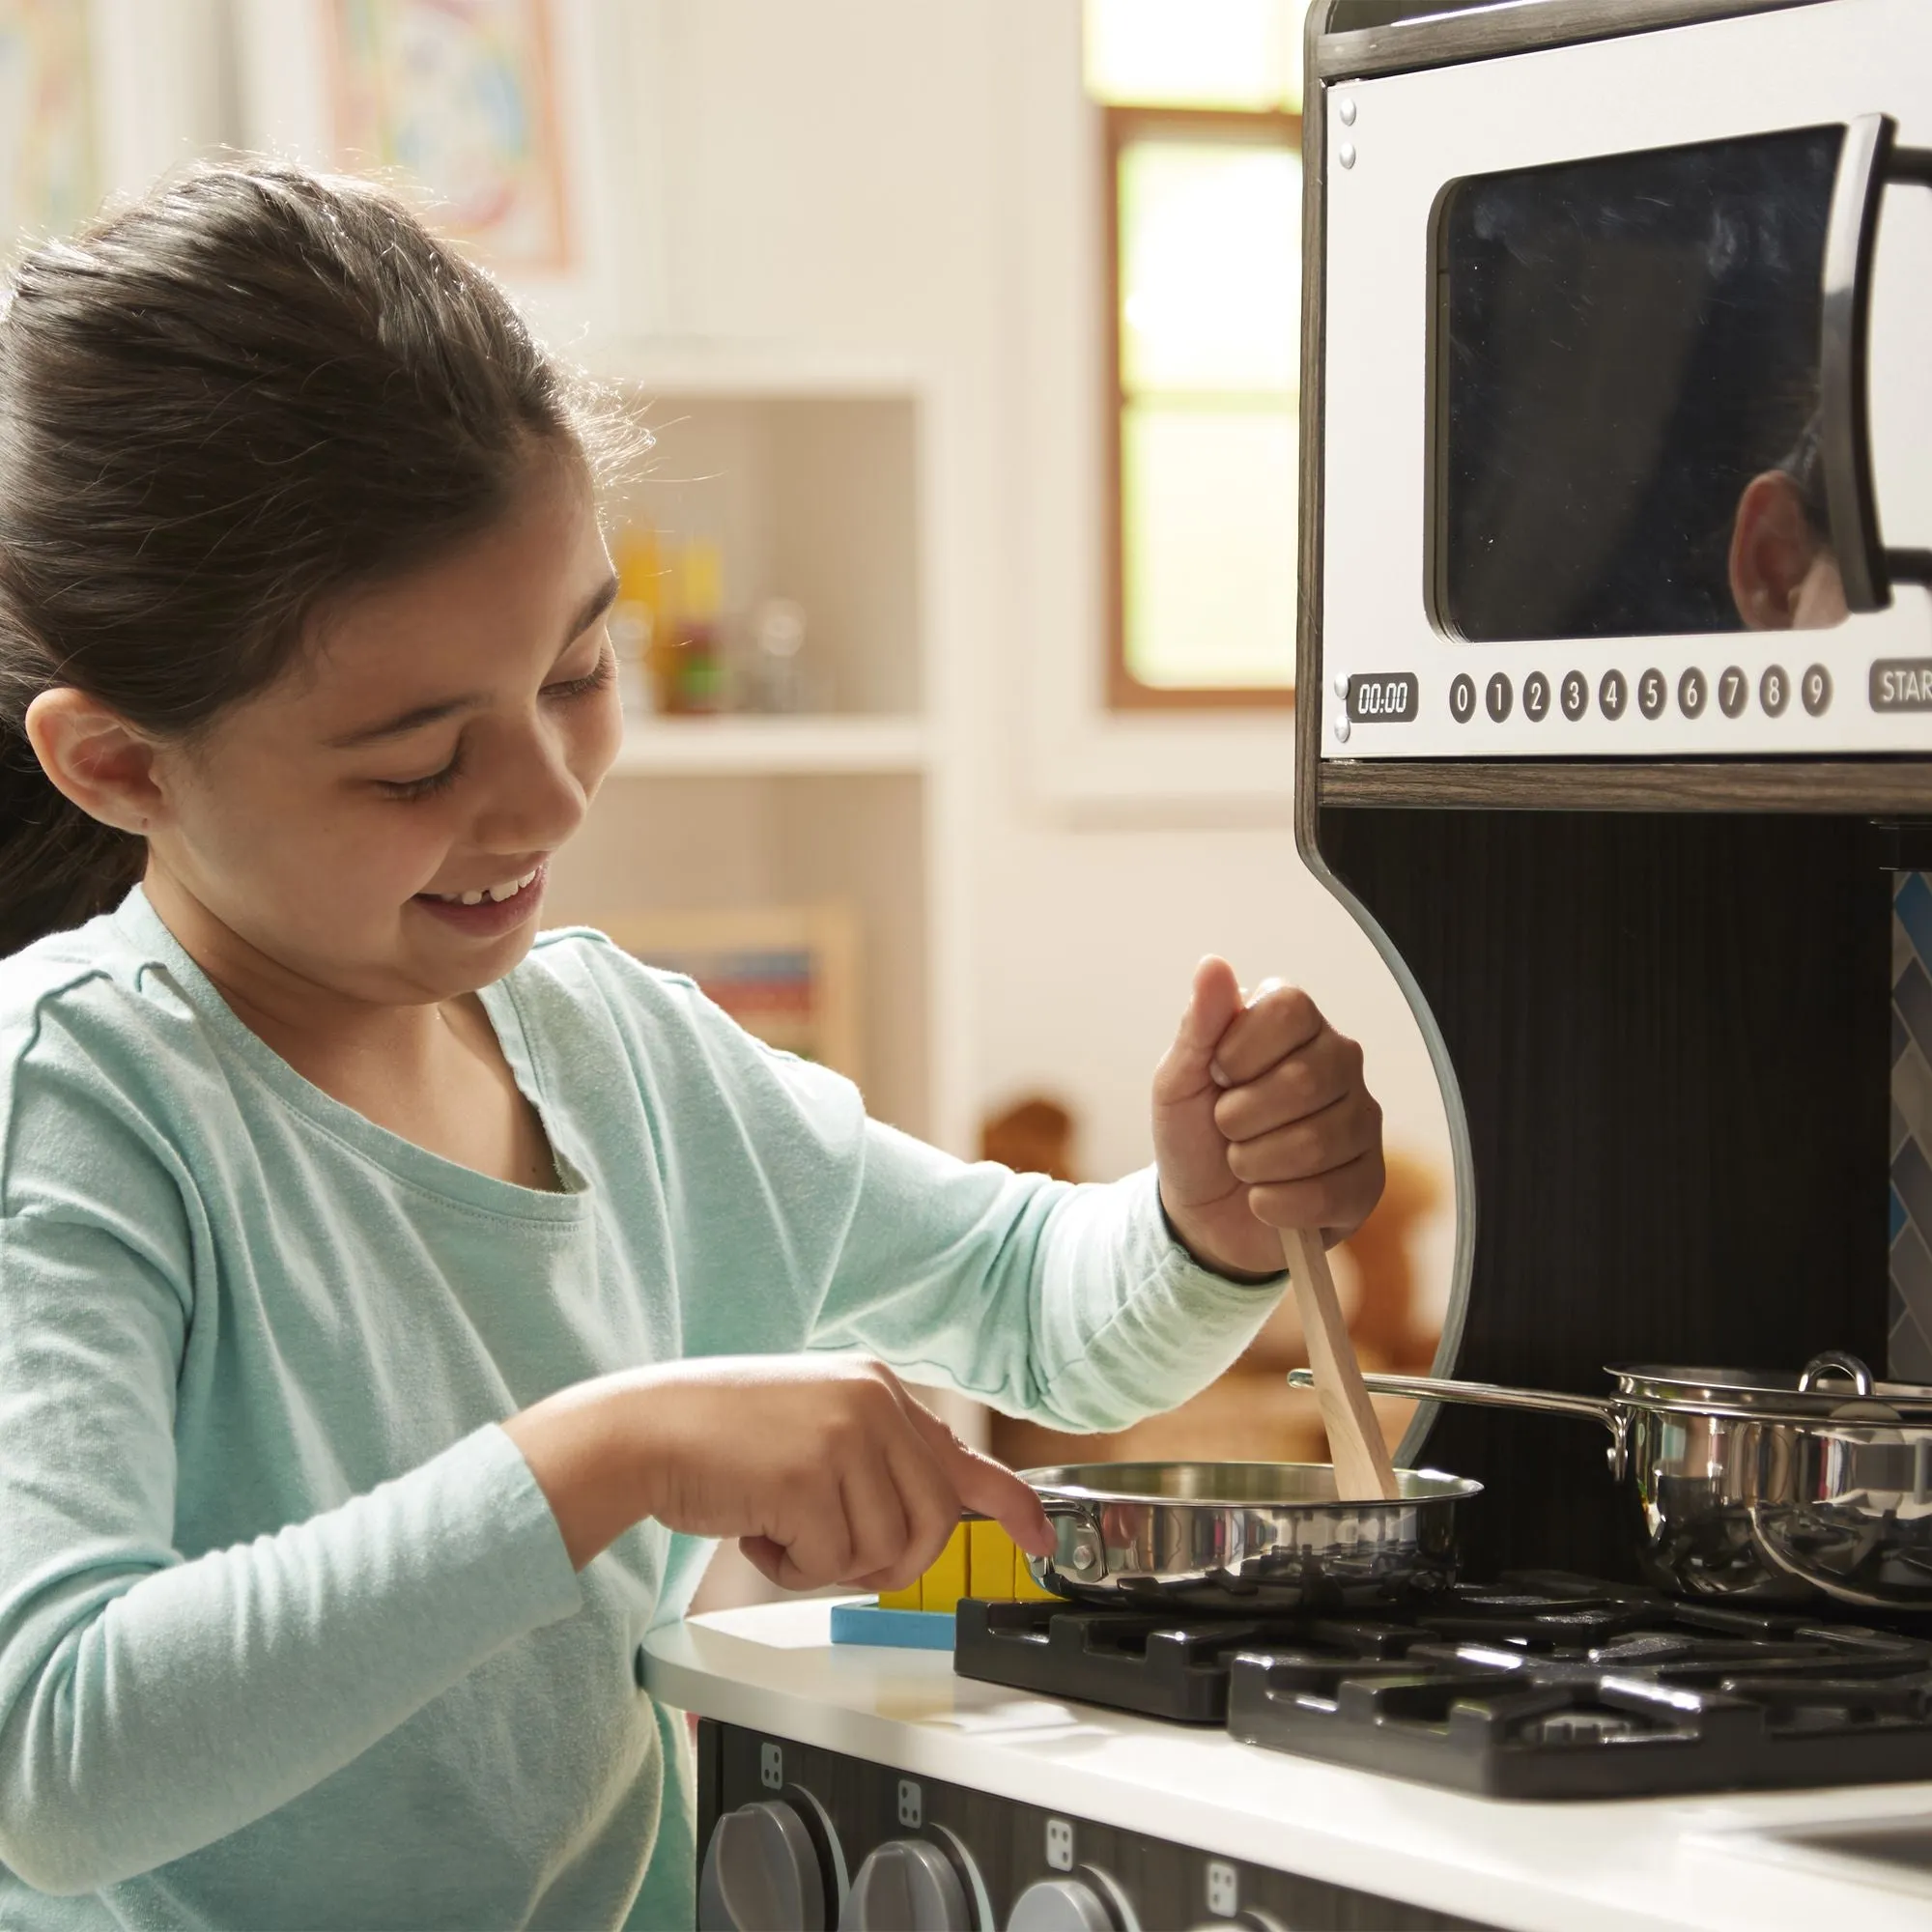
[140,455,623,1008]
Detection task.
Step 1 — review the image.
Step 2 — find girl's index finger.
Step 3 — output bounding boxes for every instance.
[954,1458,1056,1560]
[895,1386,1056,1557]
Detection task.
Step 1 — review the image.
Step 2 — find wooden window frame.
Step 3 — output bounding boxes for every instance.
[1104,103,1302,711]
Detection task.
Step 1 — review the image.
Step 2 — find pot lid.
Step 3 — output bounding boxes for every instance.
[1605,1351,1932,1421]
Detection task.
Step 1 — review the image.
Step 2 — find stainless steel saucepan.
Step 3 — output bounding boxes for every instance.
[1007,1461,1481,1611]
[1293,1351,1932,1611]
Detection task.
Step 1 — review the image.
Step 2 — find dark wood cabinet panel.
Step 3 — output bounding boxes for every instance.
[1320,807,1891,1577]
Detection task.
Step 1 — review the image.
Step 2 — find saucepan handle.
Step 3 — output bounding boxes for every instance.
[1287,1368,1632,1481]
[960,1498,1095,1522]
[960,1498,1107,1585]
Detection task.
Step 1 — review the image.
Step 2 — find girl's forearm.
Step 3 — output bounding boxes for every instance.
[0,1426,579,1895]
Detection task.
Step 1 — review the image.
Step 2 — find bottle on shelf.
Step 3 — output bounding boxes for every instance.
[653,537,726,716]
[744,596,810,714]
[610,522,664,719]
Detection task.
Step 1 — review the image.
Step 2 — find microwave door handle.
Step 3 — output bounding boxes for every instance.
[1820,113,1932,611]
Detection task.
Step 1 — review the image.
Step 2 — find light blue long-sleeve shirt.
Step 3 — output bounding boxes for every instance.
[0,888,1279,1928]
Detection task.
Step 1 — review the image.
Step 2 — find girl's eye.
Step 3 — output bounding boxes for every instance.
[543,645,615,702]
[373,649,611,801]
[377,745,465,802]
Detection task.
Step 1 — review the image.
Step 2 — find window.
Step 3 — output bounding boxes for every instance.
[1088,0,1303,708]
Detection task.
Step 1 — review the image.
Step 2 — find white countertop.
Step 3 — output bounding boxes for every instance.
[644,1600,1932,1932]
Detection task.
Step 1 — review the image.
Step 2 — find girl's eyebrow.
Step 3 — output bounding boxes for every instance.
[327,574,620,749]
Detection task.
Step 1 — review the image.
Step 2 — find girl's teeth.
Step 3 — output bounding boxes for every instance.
[435,867,540,907]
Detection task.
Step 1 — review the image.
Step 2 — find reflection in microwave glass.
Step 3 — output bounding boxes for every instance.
[1436,128,1849,642]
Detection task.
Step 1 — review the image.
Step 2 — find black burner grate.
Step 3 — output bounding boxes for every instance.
[952,1598,1339,1723]
[952,1575,1932,1798]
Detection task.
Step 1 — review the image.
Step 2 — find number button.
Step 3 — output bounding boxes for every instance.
[1678,667,1707,719]
[1599,668,1627,721]
[1719,666,1747,718]
[1560,670,1588,721]
[1486,672,1513,722]
[1761,665,1789,717]
[1638,668,1666,720]
[1450,673,1476,724]
[1523,671,1550,722]
[1803,663,1833,716]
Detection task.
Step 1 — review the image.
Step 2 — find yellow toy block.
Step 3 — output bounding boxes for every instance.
[921,1523,970,1613]
[874,1580,922,1610]
[967,1518,1014,1600]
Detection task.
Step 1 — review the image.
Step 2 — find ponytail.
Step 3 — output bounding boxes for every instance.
[0,724,139,957]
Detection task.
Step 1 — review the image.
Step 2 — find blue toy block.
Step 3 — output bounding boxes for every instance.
[829,1600,956,1650]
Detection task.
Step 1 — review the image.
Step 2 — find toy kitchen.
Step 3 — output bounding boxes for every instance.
[642,1,1932,1925]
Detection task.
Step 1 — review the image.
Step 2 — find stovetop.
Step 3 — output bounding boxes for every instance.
[952,1575,1932,1799]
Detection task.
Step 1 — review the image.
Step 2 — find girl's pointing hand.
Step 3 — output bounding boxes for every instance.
[1151,955,1385,1280]
[505,1355,1055,1583]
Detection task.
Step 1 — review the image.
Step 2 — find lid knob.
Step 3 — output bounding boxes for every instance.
[1798,1350,1876,1396]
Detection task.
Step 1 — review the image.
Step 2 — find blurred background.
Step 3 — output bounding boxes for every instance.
[0,0,1456,1602]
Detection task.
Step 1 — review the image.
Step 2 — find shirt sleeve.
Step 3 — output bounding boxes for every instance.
[808,1117,1282,1435]
[0,1085,582,1894]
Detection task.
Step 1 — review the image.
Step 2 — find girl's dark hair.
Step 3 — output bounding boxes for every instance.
[0,163,598,955]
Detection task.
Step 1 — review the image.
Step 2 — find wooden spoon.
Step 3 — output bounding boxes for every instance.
[1281,1224,1400,1501]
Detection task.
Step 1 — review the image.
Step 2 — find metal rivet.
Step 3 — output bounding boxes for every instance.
[1331,669,1349,698]
[1332,716,1352,745]
[1338,141,1357,170]
[1338,96,1357,127]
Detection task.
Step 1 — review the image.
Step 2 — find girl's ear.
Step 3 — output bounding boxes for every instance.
[23,688,165,837]
[1728,469,1819,631]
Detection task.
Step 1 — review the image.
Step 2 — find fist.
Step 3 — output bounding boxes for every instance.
[1151,956,1384,1279]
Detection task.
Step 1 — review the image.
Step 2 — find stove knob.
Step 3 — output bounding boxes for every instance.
[698,1799,828,1931]
[842,1837,972,1930]
[1006,1874,1125,1932]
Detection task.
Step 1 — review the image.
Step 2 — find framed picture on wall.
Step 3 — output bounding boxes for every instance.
[2,0,236,270]
[235,0,662,336]
[325,0,572,275]
[601,903,863,1085]
[0,0,97,262]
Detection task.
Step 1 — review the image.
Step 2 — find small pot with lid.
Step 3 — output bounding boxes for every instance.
[1294,1351,1932,1611]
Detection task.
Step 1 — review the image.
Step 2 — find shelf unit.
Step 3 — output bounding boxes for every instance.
[545,342,952,1159]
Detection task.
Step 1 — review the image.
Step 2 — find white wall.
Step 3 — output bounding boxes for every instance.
[627,0,1457,1311]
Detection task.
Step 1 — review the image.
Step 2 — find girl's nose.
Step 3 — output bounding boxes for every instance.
[470,721,591,857]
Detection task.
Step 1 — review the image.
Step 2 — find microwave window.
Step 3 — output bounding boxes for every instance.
[1435,128,1846,641]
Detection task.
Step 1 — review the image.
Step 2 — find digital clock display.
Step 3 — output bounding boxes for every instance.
[1347,672,1420,724]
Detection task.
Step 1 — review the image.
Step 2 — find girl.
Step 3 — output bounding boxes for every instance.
[0,166,1385,1929]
